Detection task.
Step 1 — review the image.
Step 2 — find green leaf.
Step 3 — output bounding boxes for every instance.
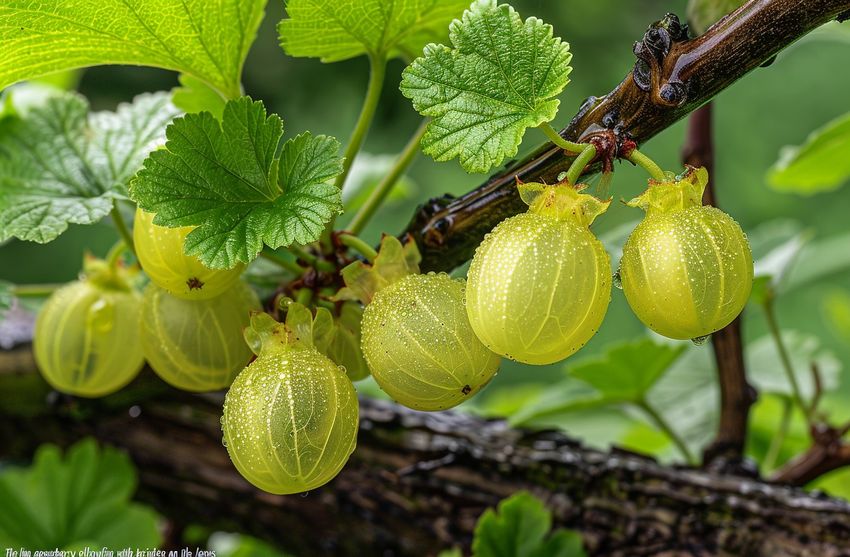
[0,91,179,243]
[0,83,65,120]
[507,382,609,426]
[336,235,421,304]
[400,0,572,173]
[644,343,718,458]
[131,97,344,269]
[172,74,227,120]
[508,339,688,422]
[278,0,470,63]
[0,438,161,549]
[568,339,686,403]
[508,339,712,461]
[472,492,585,557]
[532,531,585,557]
[0,0,267,98]
[768,111,850,194]
[785,231,850,291]
[746,330,840,400]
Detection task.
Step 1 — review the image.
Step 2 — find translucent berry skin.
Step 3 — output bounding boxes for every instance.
[221,347,358,495]
[361,273,500,411]
[134,208,243,300]
[141,281,260,392]
[34,281,144,397]
[466,211,612,365]
[620,206,753,340]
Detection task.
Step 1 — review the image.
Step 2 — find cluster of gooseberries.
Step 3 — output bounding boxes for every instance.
[33,163,752,495]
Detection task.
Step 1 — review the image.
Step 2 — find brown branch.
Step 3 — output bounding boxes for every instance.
[772,423,850,486]
[2,347,850,557]
[404,0,850,272]
[681,103,757,472]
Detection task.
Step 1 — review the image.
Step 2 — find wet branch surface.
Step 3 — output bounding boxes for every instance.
[404,0,850,272]
[2,346,850,557]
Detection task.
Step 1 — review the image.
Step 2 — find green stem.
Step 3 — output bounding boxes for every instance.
[566,144,597,186]
[763,299,811,424]
[338,233,378,262]
[627,149,667,181]
[110,204,135,256]
[320,54,388,251]
[105,241,129,268]
[538,122,587,153]
[316,299,336,311]
[763,397,793,472]
[348,119,427,235]
[336,55,387,193]
[259,249,305,275]
[638,399,696,464]
[294,288,313,307]
[11,284,62,297]
[288,246,336,273]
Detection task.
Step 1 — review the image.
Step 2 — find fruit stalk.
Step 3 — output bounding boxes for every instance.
[110,204,135,256]
[403,0,850,272]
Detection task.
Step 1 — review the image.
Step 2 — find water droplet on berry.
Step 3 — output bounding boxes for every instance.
[612,269,623,290]
[691,334,711,346]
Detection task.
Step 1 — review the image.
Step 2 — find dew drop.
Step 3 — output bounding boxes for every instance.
[612,269,623,290]
[691,334,711,346]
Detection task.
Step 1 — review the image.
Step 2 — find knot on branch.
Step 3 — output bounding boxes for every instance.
[411,195,456,248]
[633,13,691,108]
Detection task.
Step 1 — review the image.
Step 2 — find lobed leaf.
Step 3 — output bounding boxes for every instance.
[0,438,160,549]
[278,0,470,62]
[768,111,850,195]
[400,0,572,173]
[472,491,586,557]
[131,97,344,269]
[746,330,840,400]
[0,91,178,243]
[568,338,686,403]
[0,0,267,98]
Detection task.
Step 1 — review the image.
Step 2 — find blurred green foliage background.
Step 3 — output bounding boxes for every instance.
[2,0,849,492]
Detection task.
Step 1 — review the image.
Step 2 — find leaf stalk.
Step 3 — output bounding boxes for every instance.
[348,119,427,235]
[338,233,378,262]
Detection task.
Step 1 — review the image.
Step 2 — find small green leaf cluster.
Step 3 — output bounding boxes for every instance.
[439,491,586,557]
[0,438,161,549]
